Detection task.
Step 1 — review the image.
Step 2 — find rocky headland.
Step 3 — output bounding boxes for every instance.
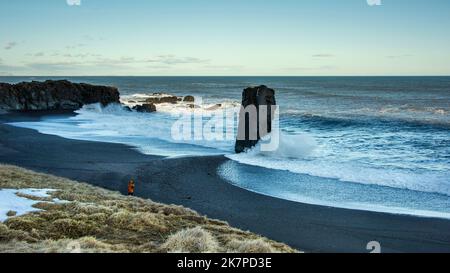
[0,80,120,112]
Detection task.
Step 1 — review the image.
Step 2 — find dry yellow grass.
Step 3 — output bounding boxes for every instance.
[0,164,298,253]
[227,238,278,253]
[161,226,219,253]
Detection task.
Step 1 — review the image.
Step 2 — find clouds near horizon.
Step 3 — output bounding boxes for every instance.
[4,42,18,50]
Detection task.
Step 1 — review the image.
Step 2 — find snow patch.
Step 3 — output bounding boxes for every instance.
[0,188,61,222]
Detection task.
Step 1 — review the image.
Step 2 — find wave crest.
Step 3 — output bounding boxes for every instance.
[239,133,317,159]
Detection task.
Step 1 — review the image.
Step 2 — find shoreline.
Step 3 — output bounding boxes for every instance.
[1,112,450,252]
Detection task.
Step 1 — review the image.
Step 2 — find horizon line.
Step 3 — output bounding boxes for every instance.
[2,75,450,78]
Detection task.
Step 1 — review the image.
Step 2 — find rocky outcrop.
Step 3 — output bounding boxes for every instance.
[235,85,277,153]
[0,80,120,112]
[120,93,198,114]
[132,103,157,113]
[145,94,178,104]
[183,96,195,102]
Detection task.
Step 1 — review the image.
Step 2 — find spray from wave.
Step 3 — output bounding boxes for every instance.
[227,133,450,196]
[232,133,317,159]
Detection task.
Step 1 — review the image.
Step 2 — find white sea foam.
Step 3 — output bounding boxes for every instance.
[226,131,450,196]
[281,106,450,126]
[9,102,450,198]
[227,151,450,196]
[234,133,317,159]
[121,93,241,115]
[11,103,234,157]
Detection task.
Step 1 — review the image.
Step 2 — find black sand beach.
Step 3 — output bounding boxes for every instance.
[1,113,450,253]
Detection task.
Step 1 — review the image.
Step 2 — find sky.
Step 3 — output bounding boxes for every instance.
[0,0,450,76]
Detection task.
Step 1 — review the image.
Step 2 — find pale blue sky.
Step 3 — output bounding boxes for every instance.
[1,0,449,76]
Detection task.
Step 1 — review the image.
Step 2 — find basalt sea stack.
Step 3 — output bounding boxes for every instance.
[0,80,120,111]
[235,85,277,153]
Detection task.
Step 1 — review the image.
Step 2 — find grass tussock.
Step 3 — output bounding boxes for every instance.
[6,211,17,217]
[161,226,219,253]
[227,239,278,253]
[0,164,298,253]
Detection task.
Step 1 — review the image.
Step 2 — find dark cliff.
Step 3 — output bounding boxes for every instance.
[0,80,120,111]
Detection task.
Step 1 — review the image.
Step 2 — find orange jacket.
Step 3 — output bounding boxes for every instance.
[128,181,135,194]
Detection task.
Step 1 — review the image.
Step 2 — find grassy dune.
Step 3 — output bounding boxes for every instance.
[0,164,298,253]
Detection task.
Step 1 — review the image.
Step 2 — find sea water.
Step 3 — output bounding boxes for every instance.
[2,76,449,218]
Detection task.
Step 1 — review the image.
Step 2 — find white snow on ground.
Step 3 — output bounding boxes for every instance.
[16,188,56,198]
[0,188,58,222]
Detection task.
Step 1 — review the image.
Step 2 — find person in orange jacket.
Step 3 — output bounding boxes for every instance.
[128,179,135,196]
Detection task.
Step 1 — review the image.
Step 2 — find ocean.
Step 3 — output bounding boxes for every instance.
[2,76,449,218]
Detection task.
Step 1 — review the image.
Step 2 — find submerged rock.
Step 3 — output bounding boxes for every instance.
[0,80,120,111]
[132,103,157,113]
[145,94,178,104]
[183,96,195,102]
[122,106,133,112]
[235,85,277,153]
